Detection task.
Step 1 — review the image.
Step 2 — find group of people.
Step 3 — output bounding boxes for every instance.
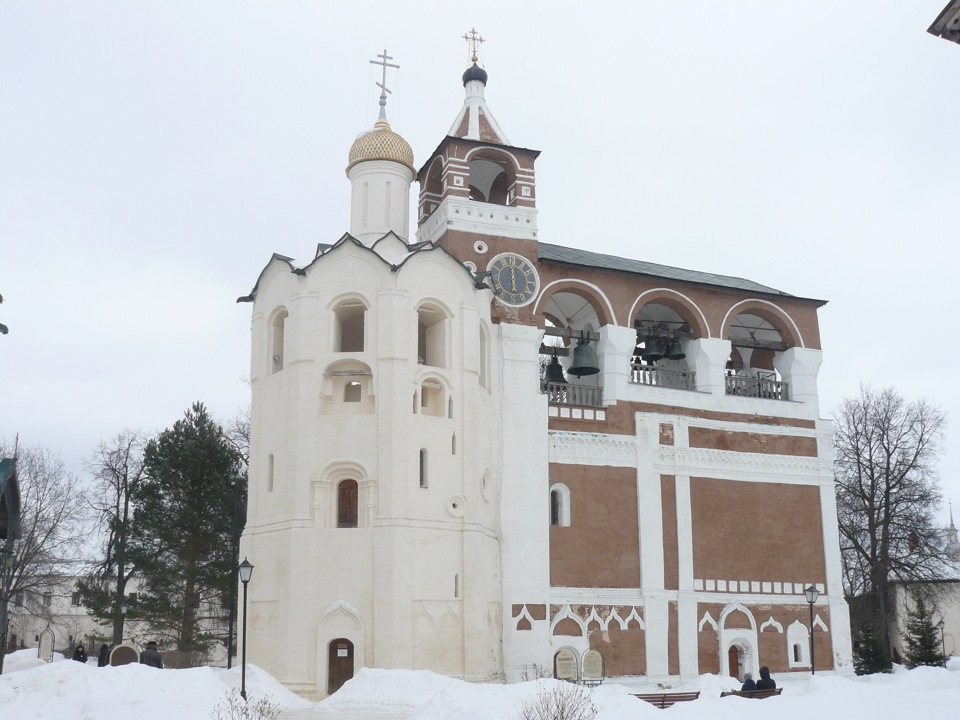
[70,640,163,668]
[740,666,776,691]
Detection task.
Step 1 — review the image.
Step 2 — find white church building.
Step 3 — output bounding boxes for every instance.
[239,49,853,697]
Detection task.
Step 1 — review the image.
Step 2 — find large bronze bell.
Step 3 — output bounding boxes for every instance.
[543,352,568,384]
[641,334,663,362]
[663,338,686,361]
[568,337,600,378]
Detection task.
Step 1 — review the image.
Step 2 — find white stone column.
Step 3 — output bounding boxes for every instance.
[598,324,636,405]
[683,337,731,396]
[498,323,551,681]
[816,418,854,673]
[773,347,823,412]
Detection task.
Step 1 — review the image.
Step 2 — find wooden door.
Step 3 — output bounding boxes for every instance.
[328,638,354,695]
[728,645,740,679]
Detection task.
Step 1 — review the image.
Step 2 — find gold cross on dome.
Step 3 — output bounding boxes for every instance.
[462,28,485,63]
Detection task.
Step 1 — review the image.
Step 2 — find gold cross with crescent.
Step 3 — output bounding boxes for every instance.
[462,28,485,63]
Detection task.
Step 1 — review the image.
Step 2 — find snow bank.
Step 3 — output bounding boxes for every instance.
[3,650,960,720]
[0,651,310,720]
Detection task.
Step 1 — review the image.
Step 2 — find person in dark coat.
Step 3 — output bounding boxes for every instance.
[139,641,164,669]
[755,665,776,690]
[72,643,88,663]
[740,672,756,691]
[97,643,110,667]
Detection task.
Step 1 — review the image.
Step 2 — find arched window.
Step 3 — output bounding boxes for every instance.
[419,449,428,488]
[270,308,288,373]
[420,381,444,417]
[787,620,810,667]
[337,480,358,528]
[343,381,362,403]
[333,300,366,352]
[549,484,571,527]
[417,304,448,368]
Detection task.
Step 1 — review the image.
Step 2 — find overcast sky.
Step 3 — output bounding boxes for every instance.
[1,2,957,524]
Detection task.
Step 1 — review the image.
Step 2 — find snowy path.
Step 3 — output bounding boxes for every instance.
[281,711,411,720]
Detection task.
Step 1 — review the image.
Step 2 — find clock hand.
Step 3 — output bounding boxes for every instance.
[510,267,518,292]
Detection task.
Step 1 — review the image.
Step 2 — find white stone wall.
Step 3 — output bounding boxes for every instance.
[242,237,504,694]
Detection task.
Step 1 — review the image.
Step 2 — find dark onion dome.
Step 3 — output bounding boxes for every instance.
[462,62,488,86]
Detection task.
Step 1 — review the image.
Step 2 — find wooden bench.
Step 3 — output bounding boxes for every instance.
[632,691,701,709]
[720,688,783,699]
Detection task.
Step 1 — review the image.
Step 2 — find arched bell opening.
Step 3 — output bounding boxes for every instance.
[466,150,517,206]
[725,311,792,401]
[419,157,444,220]
[632,303,697,391]
[538,291,605,408]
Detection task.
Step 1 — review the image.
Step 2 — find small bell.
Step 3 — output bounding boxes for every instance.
[543,352,568,384]
[663,337,685,361]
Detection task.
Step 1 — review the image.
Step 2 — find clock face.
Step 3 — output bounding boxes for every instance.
[488,253,539,306]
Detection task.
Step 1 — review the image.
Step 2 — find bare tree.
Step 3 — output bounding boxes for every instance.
[518,682,597,720]
[833,386,950,657]
[223,405,250,468]
[0,442,91,615]
[78,431,147,644]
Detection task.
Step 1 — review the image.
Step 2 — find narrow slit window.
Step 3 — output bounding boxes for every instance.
[419,449,428,488]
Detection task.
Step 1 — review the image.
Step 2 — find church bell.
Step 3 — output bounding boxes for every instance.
[568,337,600,378]
[663,337,686,361]
[640,334,663,362]
[543,351,568,384]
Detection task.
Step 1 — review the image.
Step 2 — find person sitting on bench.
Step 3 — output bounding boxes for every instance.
[756,666,776,691]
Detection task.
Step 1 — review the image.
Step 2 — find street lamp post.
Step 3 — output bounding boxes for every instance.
[937,620,946,667]
[1,609,12,659]
[805,585,820,675]
[238,558,254,701]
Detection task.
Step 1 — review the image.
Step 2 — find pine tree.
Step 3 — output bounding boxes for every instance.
[853,621,892,675]
[128,403,244,655]
[902,592,945,668]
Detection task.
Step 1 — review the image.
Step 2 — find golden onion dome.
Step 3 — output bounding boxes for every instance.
[346,118,415,173]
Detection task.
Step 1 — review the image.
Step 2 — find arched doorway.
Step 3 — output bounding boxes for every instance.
[327,638,354,695]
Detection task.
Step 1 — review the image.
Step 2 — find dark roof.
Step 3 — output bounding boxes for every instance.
[538,242,823,302]
[462,63,488,86]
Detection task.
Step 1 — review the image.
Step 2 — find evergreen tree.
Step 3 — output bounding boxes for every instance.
[853,621,892,675]
[902,592,945,668]
[128,403,244,655]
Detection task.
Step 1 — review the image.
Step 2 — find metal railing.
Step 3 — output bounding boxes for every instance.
[541,382,604,408]
[629,364,697,391]
[724,372,789,401]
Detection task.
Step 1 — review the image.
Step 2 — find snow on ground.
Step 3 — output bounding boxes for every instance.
[0,648,311,720]
[3,649,960,720]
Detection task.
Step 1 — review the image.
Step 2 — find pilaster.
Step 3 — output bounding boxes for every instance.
[684,337,731,396]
